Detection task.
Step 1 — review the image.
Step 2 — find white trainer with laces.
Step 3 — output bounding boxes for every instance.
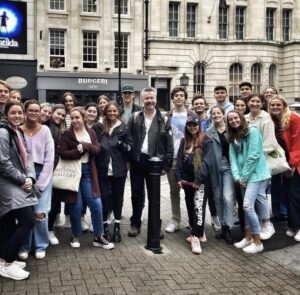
[70,237,80,248]
[286,228,296,237]
[18,251,28,260]
[35,251,46,259]
[191,236,202,254]
[242,242,263,254]
[49,231,59,245]
[234,238,253,249]
[294,230,300,242]
[0,263,30,280]
[165,220,180,233]
[260,222,275,240]
[13,261,26,269]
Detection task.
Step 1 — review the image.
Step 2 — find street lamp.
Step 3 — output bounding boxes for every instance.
[179,73,189,89]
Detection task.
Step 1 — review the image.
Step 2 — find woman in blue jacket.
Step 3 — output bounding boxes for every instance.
[227,110,271,254]
[93,101,132,243]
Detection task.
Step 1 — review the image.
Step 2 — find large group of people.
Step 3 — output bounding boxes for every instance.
[0,79,299,281]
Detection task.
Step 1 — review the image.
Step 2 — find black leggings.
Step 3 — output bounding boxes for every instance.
[0,206,35,263]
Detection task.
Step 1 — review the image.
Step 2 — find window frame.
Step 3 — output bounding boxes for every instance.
[49,29,66,68]
[266,8,275,41]
[49,0,65,11]
[82,0,98,13]
[229,63,243,102]
[219,5,228,39]
[235,7,245,40]
[114,0,129,16]
[251,63,262,93]
[187,3,197,38]
[269,64,276,87]
[82,31,98,69]
[169,2,179,37]
[193,63,205,95]
[282,9,291,42]
[114,32,129,69]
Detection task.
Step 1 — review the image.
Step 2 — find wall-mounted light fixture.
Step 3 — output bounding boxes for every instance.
[39,64,44,69]
[73,66,78,71]
[136,69,143,74]
[105,67,111,72]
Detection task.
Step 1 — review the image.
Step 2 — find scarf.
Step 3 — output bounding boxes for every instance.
[11,125,28,168]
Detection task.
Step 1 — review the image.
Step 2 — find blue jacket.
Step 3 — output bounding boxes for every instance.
[229,126,271,183]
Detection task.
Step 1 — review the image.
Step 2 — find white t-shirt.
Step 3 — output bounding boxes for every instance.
[170,111,187,158]
[141,111,156,155]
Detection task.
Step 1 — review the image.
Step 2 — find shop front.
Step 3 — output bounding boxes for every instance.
[36,72,149,106]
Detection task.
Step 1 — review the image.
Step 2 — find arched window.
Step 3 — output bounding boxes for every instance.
[251,63,261,93]
[229,63,242,102]
[269,64,276,86]
[193,63,205,95]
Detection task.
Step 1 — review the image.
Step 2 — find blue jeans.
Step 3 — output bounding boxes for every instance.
[213,158,236,228]
[271,174,289,217]
[21,164,52,252]
[66,163,103,237]
[241,180,269,235]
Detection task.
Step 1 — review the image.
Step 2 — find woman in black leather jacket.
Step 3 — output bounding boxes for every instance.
[93,101,132,243]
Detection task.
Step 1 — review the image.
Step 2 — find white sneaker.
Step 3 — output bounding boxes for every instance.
[18,251,29,260]
[165,220,180,233]
[286,228,296,237]
[35,251,46,259]
[53,215,63,228]
[0,263,30,280]
[294,230,300,242]
[81,217,89,232]
[63,215,71,228]
[13,261,26,269]
[234,238,253,249]
[49,231,59,245]
[211,216,222,231]
[70,237,80,248]
[191,236,202,254]
[260,222,275,240]
[242,242,264,254]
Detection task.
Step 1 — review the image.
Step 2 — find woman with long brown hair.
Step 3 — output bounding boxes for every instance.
[176,114,213,254]
[227,110,271,253]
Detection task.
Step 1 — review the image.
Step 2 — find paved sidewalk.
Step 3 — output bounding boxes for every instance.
[1,176,300,295]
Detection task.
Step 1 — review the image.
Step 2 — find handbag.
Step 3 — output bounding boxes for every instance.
[52,158,82,192]
[266,145,291,176]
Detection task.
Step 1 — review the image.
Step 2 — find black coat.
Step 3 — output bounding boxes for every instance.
[93,121,132,178]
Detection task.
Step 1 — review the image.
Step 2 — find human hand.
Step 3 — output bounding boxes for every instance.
[239,179,246,188]
[77,144,83,153]
[21,178,33,191]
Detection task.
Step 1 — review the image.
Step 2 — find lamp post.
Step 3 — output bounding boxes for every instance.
[117,0,122,106]
[179,73,189,89]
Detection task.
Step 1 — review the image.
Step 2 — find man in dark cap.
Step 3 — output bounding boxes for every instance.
[120,84,142,125]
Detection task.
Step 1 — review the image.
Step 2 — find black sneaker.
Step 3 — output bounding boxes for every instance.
[93,235,114,250]
[128,226,140,237]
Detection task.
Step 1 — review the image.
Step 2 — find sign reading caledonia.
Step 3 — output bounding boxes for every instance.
[0,1,27,54]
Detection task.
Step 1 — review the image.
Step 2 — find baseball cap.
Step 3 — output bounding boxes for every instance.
[186,114,199,125]
[121,84,134,93]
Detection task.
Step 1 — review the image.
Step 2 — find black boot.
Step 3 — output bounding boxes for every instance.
[103,223,112,242]
[215,225,225,239]
[224,226,234,244]
[113,223,121,243]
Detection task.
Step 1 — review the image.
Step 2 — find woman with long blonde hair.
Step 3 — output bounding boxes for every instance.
[268,95,300,242]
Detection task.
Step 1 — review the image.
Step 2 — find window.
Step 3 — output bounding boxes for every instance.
[251,63,261,93]
[269,64,276,86]
[236,7,245,40]
[82,0,97,13]
[114,33,129,69]
[229,63,243,101]
[50,0,65,10]
[282,9,291,41]
[49,30,65,68]
[169,2,179,37]
[187,3,196,38]
[193,63,205,95]
[219,3,228,39]
[266,8,275,41]
[83,32,97,68]
[114,0,128,15]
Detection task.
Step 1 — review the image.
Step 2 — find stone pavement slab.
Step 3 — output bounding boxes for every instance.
[1,176,299,295]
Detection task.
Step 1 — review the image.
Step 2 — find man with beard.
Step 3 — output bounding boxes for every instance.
[127,87,173,237]
[0,80,11,120]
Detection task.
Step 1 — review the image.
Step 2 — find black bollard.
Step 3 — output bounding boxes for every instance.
[145,157,163,254]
